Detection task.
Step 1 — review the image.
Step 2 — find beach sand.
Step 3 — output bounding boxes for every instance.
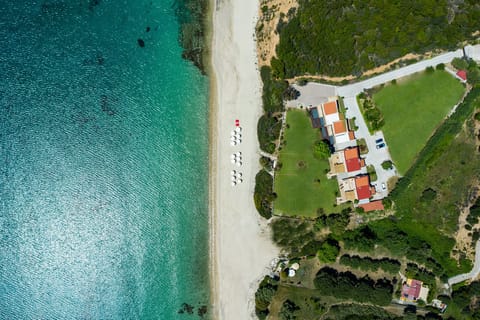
[209,0,279,319]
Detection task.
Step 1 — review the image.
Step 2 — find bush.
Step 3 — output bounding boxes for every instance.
[254,170,275,219]
[283,86,300,101]
[313,267,393,305]
[426,66,435,73]
[436,63,445,70]
[255,276,278,312]
[452,57,469,71]
[274,1,480,77]
[260,66,287,113]
[313,140,331,159]
[381,160,393,170]
[257,115,281,154]
[367,165,377,182]
[340,254,401,274]
[317,238,340,263]
[279,299,300,320]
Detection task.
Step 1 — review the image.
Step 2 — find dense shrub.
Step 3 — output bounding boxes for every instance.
[254,170,275,219]
[339,254,401,274]
[313,140,331,159]
[260,66,287,113]
[257,115,281,154]
[467,197,480,226]
[279,299,300,320]
[317,238,340,263]
[325,304,402,320]
[271,218,317,256]
[255,276,278,315]
[275,1,480,77]
[314,267,393,305]
[314,209,351,235]
[452,57,469,71]
[381,160,393,170]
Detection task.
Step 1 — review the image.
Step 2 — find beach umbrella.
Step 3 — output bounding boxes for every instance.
[231,181,236,186]
[238,178,243,183]
[235,127,242,133]
[230,136,236,141]
[230,141,235,146]
[230,159,235,164]
[237,172,242,178]
[237,161,242,166]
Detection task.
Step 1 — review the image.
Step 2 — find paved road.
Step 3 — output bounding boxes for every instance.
[448,240,480,286]
[336,49,464,97]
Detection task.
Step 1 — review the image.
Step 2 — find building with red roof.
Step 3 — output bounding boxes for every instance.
[456,70,467,82]
[401,279,429,303]
[355,175,371,200]
[344,147,362,172]
[359,200,384,212]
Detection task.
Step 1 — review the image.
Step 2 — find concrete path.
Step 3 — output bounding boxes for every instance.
[336,49,464,97]
[448,240,480,286]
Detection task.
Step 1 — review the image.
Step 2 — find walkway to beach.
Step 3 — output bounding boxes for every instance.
[448,240,480,286]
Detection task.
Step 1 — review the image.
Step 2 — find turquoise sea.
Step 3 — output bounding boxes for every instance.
[0,1,210,319]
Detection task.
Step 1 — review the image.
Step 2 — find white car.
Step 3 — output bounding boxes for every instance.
[381,183,387,191]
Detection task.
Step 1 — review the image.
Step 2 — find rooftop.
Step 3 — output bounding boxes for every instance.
[344,147,361,172]
[456,70,467,81]
[401,279,425,302]
[323,101,338,115]
[355,175,371,200]
[359,200,384,212]
[333,120,347,134]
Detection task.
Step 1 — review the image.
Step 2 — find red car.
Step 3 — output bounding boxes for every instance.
[235,119,240,127]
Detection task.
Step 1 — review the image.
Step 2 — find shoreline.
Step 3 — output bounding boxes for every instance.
[206,0,218,318]
[208,0,279,318]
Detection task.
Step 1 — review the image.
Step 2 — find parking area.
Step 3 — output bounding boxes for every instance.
[342,97,398,199]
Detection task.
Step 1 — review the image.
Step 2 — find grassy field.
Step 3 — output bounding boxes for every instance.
[372,70,465,174]
[274,109,340,217]
[389,87,480,275]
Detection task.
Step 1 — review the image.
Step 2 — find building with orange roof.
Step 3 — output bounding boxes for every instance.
[328,147,364,176]
[359,200,384,212]
[308,97,355,148]
[344,147,363,172]
[355,175,371,200]
[322,100,338,115]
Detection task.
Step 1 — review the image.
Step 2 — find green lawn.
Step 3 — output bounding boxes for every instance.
[274,109,340,217]
[372,70,465,174]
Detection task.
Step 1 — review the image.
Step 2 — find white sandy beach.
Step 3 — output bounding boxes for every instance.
[210,0,279,319]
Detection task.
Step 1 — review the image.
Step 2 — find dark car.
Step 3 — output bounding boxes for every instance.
[375,138,383,144]
[376,143,386,149]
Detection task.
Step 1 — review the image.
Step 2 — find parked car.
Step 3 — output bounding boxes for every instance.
[376,143,386,149]
[375,138,383,144]
[381,182,387,190]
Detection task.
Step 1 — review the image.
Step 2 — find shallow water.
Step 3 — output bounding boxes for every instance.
[0,0,210,318]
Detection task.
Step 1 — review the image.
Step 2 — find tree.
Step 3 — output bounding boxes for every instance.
[279,300,300,320]
[381,160,394,170]
[317,239,340,263]
[313,140,331,159]
[452,57,469,71]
